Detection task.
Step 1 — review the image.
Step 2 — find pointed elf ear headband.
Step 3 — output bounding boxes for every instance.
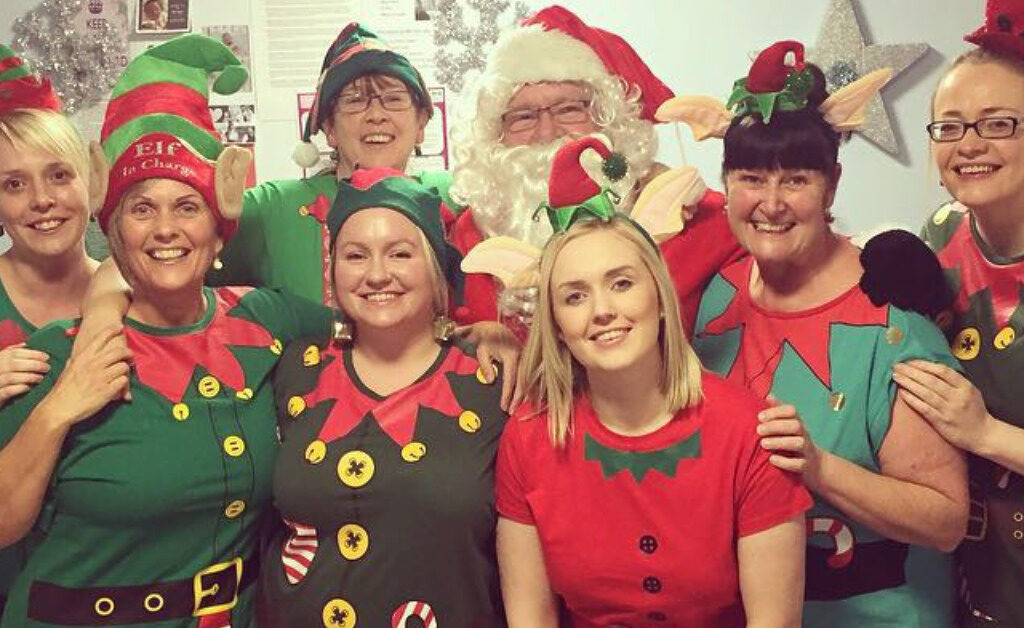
[655,40,893,140]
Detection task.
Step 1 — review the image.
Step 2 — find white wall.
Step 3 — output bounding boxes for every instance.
[1,0,986,236]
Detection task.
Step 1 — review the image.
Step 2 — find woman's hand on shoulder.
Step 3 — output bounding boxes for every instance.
[893,359,991,453]
[455,321,523,412]
[756,397,825,487]
[40,326,132,427]
[0,343,51,409]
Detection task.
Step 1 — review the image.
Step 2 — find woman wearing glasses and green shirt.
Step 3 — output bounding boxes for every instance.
[209,22,453,309]
[891,8,1024,625]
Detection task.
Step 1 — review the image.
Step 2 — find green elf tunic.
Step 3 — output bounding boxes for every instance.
[0,279,36,617]
[0,286,330,628]
[692,256,961,628]
[261,339,507,628]
[922,202,1024,627]
[208,171,457,306]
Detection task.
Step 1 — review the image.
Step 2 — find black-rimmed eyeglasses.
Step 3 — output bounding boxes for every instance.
[336,90,414,114]
[926,116,1022,142]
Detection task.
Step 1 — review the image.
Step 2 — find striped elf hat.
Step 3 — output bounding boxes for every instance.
[293,22,431,167]
[97,33,247,237]
[0,43,61,114]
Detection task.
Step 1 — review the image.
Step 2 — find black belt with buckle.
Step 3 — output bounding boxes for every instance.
[25,555,258,626]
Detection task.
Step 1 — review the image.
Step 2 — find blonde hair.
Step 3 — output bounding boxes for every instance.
[0,109,89,191]
[931,47,1024,115]
[516,216,704,447]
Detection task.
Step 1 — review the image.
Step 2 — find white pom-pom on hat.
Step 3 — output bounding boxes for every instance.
[292,141,322,168]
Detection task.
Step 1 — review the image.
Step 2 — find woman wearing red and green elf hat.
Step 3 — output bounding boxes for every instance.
[0,34,334,628]
[893,1,1024,624]
[260,167,508,627]
[207,22,454,309]
[0,43,103,617]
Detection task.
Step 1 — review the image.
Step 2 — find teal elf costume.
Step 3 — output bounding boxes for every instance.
[693,258,960,628]
[0,34,331,628]
[0,41,63,616]
[687,40,961,628]
[260,169,507,627]
[208,22,457,307]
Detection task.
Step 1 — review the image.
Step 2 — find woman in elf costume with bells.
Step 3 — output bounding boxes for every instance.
[0,34,334,628]
[661,41,968,627]
[0,43,116,618]
[893,0,1024,624]
[494,135,811,627]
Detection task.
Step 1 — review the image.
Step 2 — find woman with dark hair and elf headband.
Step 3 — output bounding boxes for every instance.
[493,136,811,628]
[663,41,968,627]
[890,1,1024,624]
[0,34,334,628]
[259,168,508,627]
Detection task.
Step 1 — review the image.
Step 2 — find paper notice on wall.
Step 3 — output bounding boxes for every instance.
[376,26,438,85]
[409,86,448,172]
[258,0,358,89]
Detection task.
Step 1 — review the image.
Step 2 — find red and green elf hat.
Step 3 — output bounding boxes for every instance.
[97,33,247,238]
[328,168,465,307]
[539,134,658,248]
[726,40,815,124]
[0,43,61,114]
[965,0,1024,60]
[294,22,431,167]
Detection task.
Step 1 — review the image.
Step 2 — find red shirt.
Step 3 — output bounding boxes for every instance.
[497,373,811,628]
[450,189,744,334]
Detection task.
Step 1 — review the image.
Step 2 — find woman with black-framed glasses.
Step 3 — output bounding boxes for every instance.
[892,13,1024,626]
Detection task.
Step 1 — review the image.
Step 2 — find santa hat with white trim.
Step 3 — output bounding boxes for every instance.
[96,33,247,238]
[483,5,673,123]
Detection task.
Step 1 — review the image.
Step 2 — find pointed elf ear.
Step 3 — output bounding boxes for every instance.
[655,95,734,140]
[214,145,252,221]
[819,68,893,132]
[460,236,542,289]
[631,165,707,241]
[88,141,109,216]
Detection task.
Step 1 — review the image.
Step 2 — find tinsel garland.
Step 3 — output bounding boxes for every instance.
[12,0,128,114]
[433,0,528,93]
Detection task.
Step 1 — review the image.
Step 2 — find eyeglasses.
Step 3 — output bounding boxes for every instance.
[926,116,1022,142]
[501,100,592,133]
[336,90,414,114]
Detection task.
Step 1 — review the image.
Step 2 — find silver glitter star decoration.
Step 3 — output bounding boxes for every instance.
[12,0,128,114]
[808,0,929,155]
[433,0,529,94]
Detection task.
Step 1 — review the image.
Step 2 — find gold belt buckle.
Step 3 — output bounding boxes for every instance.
[193,557,243,616]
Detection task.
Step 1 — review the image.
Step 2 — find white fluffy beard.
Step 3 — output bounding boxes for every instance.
[468,139,565,248]
[465,137,641,248]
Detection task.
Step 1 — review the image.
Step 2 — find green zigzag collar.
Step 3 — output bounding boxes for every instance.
[584,429,701,482]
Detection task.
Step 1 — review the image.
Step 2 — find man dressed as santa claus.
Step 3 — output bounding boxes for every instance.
[448,5,743,332]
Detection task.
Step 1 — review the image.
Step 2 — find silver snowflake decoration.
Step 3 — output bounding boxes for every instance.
[12,0,129,114]
[433,0,529,94]
[808,0,929,155]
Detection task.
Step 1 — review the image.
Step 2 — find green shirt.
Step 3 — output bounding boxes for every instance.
[0,287,329,628]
